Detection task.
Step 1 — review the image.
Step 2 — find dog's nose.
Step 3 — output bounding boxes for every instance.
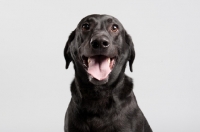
[90,37,110,49]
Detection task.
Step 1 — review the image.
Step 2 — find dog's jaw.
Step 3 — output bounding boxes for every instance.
[88,75,109,85]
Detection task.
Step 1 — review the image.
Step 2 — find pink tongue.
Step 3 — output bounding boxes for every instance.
[88,56,111,80]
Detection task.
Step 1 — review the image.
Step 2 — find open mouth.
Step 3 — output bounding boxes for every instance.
[82,55,116,81]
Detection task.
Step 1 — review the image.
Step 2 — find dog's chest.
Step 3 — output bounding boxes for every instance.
[86,113,133,132]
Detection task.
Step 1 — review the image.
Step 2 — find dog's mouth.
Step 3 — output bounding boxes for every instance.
[82,55,116,81]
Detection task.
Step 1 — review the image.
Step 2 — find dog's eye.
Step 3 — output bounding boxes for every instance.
[82,23,90,31]
[111,24,118,32]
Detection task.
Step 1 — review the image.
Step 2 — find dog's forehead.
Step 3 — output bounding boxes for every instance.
[78,14,122,27]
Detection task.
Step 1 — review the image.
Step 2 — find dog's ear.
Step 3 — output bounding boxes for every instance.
[125,31,135,72]
[64,30,76,69]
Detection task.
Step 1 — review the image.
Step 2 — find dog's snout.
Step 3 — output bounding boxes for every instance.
[90,37,110,49]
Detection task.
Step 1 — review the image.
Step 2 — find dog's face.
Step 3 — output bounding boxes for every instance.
[64,14,135,85]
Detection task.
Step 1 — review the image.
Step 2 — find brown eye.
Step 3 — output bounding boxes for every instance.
[82,23,90,31]
[111,24,118,32]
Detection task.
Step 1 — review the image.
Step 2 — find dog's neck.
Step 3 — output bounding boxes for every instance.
[70,73,134,114]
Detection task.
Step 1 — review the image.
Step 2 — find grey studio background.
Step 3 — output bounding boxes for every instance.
[0,0,200,132]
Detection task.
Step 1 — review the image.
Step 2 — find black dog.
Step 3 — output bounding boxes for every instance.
[64,14,152,132]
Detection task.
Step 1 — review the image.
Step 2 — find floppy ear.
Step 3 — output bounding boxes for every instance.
[64,30,76,69]
[125,31,135,72]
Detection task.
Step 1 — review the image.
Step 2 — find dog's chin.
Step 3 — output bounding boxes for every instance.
[88,75,108,85]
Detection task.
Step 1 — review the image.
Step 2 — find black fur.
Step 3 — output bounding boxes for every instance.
[64,14,152,132]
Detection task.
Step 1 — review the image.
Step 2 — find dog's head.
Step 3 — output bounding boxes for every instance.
[64,14,135,85]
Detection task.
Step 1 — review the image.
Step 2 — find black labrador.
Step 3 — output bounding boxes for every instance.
[64,14,152,132]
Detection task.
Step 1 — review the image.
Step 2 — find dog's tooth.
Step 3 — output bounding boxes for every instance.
[108,58,110,64]
[88,58,90,64]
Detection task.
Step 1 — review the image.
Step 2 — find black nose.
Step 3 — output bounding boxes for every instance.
[90,37,110,49]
